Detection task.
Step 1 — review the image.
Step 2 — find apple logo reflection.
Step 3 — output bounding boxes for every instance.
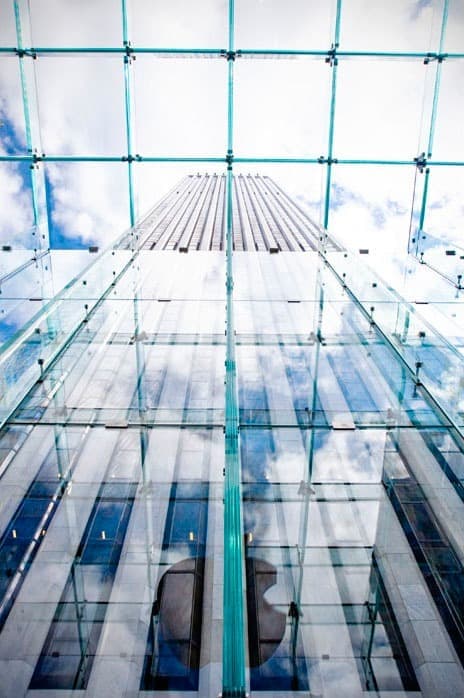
[245,556,287,667]
[150,553,286,676]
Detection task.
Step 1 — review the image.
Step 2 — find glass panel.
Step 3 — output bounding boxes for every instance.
[0,58,27,153]
[133,57,227,157]
[30,481,137,689]
[0,426,85,628]
[341,0,442,52]
[44,162,130,246]
[133,163,222,220]
[234,252,441,694]
[423,167,464,262]
[0,162,34,247]
[233,164,325,233]
[383,428,464,663]
[0,250,93,344]
[444,0,464,53]
[432,62,464,161]
[129,0,227,49]
[235,58,330,158]
[0,4,16,45]
[326,246,464,427]
[29,0,122,47]
[235,0,332,51]
[327,165,416,258]
[140,482,209,691]
[35,57,126,157]
[0,422,223,695]
[335,61,426,160]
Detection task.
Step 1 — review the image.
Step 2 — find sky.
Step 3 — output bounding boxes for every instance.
[0,0,463,272]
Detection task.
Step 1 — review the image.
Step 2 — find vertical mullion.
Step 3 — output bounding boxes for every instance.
[13,0,49,250]
[417,0,449,235]
[122,0,136,229]
[323,0,342,230]
[222,0,247,695]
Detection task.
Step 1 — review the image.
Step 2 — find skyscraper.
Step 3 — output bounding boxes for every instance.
[130,174,340,252]
[0,174,464,698]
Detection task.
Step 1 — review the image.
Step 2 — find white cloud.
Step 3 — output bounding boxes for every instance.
[46,161,129,245]
[0,160,34,246]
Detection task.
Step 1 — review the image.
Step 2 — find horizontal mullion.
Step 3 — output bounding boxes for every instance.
[1,46,464,59]
[0,155,227,163]
[235,157,464,166]
[1,154,464,166]
[0,46,225,56]
[240,49,464,60]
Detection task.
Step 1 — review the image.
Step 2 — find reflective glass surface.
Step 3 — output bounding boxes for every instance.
[0,251,463,696]
[1,0,464,694]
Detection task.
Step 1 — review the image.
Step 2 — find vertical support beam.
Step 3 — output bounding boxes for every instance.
[322,0,342,230]
[121,0,136,229]
[293,262,324,638]
[417,0,449,237]
[426,0,449,161]
[222,2,247,696]
[13,0,49,250]
[418,166,430,234]
[130,260,155,591]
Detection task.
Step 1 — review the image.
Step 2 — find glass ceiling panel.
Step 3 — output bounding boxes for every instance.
[234,58,330,158]
[35,57,126,157]
[43,162,129,247]
[328,165,416,258]
[129,0,227,48]
[0,249,33,276]
[49,250,95,289]
[28,0,122,47]
[232,162,325,232]
[444,0,464,52]
[0,3,16,46]
[0,58,27,153]
[133,57,227,157]
[432,61,464,161]
[133,162,224,218]
[340,0,443,53]
[334,60,427,160]
[0,163,34,246]
[424,167,464,249]
[235,0,333,51]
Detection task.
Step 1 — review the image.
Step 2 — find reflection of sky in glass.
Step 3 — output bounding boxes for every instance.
[0,5,463,693]
[0,0,461,271]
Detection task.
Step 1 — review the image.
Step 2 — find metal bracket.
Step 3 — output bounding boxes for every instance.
[226,150,234,170]
[414,152,427,173]
[424,52,447,65]
[15,47,37,59]
[221,49,241,61]
[325,43,339,67]
[415,360,423,385]
[123,41,135,62]
[318,156,338,165]
[29,152,43,169]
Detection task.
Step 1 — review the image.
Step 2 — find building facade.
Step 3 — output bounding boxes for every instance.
[0,176,463,698]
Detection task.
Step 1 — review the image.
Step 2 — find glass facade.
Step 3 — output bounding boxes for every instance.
[1,1,464,696]
[1,224,464,695]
